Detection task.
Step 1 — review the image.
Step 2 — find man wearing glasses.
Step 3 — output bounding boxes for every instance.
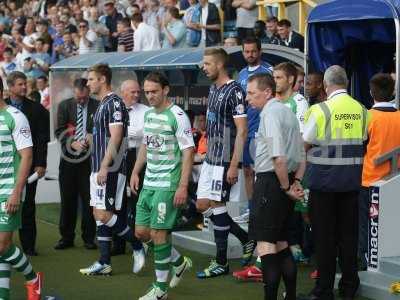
[78,20,101,54]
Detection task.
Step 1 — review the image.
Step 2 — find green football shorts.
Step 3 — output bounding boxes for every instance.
[0,197,21,232]
[135,189,180,230]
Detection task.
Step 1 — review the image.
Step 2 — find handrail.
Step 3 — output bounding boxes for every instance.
[255,0,317,35]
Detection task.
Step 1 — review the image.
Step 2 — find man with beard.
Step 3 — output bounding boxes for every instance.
[196,48,255,279]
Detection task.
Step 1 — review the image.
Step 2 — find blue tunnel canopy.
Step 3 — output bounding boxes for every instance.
[50,45,304,72]
[307,0,400,108]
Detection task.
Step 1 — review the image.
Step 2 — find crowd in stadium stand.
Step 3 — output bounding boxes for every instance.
[0,0,304,104]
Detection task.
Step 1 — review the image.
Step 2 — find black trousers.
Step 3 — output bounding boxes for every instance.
[309,190,360,300]
[58,158,96,244]
[113,148,142,250]
[19,178,38,252]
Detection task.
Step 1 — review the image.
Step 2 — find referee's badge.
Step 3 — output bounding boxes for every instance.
[236,90,243,100]
[108,197,114,205]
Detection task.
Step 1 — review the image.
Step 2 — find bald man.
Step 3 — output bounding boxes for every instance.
[111,80,150,267]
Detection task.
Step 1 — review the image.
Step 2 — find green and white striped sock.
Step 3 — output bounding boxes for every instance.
[1,245,36,282]
[255,256,262,269]
[0,263,10,300]
[170,247,184,267]
[154,243,171,292]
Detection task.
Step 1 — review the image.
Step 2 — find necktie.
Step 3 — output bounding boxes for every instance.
[76,104,84,141]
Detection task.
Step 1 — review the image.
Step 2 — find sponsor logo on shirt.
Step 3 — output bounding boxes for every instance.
[184,128,192,137]
[113,111,122,121]
[235,104,245,115]
[20,126,31,138]
[147,135,165,149]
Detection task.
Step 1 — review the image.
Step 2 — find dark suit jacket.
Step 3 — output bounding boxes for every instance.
[287,31,304,52]
[55,97,98,159]
[205,2,222,47]
[5,97,50,168]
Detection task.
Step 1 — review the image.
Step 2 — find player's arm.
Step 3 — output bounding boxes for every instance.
[173,110,195,207]
[97,124,123,185]
[6,147,33,214]
[130,143,147,195]
[227,116,247,185]
[7,113,33,214]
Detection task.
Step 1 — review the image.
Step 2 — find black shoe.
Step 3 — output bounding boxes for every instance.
[84,242,97,250]
[25,249,38,256]
[54,240,74,250]
[110,247,126,256]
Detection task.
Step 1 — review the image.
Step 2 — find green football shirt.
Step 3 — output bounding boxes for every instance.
[142,104,194,191]
[0,106,32,200]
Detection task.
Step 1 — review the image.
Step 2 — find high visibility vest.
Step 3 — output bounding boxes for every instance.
[362,108,400,187]
[305,93,369,192]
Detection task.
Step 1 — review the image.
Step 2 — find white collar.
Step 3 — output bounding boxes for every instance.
[327,89,347,100]
[373,102,396,108]
[248,64,261,72]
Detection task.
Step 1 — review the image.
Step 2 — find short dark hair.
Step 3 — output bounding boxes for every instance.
[266,16,278,23]
[274,62,298,88]
[131,3,140,10]
[131,12,143,23]
[88,64,112,85]
[4,47,13,55]
[308,71,324,83]
[36,38,45,44]
[79,19,89,26]
[277,19,291,28]
[369,73,395,102]
[242,36,261,50]
[144,72,169,88]
[7,71,27,87]
[37,75,48,82]
[73,78,88,90]
[248,73,276,95]
[168,6,180,19]
[118,17,131,27]
[204,48,229,68]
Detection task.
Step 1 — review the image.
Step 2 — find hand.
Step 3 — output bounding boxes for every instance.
[226,165,238,185]
[71,140,87,152]
[5,192,20,214]
[112,32,119,37]
[130,172,140,195]
[285,184,304,202]
[174,185,188,207]
[34,166,46,179]
[97,166,108,186]
[85,134,92,147]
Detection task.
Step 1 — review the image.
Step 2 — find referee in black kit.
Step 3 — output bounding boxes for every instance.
[247,73,305,300]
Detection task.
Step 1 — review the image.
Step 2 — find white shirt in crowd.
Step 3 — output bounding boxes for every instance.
[200,4,208,44]
[133,22,161,52]
[127,102,150,149]
[78,30,100,54]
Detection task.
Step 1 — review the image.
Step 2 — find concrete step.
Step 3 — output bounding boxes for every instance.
[380,257,400,278]
[358,271,400,300]
[172,230,243,259]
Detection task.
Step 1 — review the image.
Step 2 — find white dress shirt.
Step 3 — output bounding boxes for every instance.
[133,22,161,52]
[127,102,150,148]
